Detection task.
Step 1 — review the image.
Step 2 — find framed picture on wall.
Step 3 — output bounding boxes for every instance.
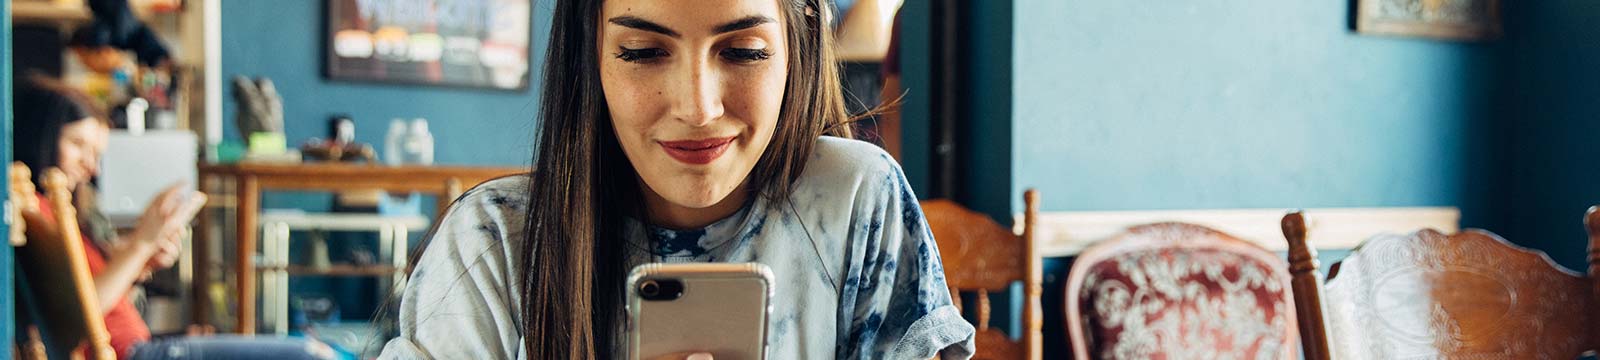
[324,0,531,90]
[1356,0,1501,41]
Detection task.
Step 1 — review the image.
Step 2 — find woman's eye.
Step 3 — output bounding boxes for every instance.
[721,48,772,63]
[616,47,668,63]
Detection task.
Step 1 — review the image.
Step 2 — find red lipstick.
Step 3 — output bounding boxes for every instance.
[659,137,735,165]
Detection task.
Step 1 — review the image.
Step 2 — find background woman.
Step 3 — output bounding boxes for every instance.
[14,74,337,360]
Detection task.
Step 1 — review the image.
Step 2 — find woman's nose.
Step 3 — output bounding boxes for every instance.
[83,152,100,177]
[668,59,725,127]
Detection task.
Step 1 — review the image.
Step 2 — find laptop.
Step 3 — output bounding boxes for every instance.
[98,130,199,227]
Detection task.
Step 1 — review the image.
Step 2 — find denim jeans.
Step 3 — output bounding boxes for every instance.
[128,335,339,360]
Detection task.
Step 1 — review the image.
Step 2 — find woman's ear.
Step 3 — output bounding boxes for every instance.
[803,0,821,20]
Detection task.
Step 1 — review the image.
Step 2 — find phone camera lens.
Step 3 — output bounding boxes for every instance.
[639,279,684,301]
[640,280,660,297]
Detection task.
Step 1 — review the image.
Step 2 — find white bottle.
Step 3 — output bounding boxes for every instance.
[384,118,407,166]
[405,118,435,165]
[125,98,148,135]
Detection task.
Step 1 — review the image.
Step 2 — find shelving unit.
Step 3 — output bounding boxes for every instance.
[8,0,217,136]
[254,212,427,335]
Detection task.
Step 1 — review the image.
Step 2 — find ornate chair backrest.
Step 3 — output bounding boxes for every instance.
[13,164,116,360]
[1066,222,1297,360]
[1285,209,1599,360]
[921,190,1040,359]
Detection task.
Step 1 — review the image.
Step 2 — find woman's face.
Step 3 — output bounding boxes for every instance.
[58,118,109,187]
[599,0,789,221]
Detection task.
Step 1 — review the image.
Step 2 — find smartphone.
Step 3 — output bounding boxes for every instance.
[627,263,774,360]
[175,192,208,222]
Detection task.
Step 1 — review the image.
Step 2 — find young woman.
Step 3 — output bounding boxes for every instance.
[14,75,337,360]
[380,0,974,359]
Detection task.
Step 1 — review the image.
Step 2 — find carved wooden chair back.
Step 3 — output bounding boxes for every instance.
[12,164,116,360]
[1282,210,1600,360]
[921,189,1040,359]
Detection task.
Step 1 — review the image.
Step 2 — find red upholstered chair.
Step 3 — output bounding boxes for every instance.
[1066,223,1297,360]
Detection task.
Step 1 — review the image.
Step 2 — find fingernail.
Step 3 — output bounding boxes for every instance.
[686,353,713,360]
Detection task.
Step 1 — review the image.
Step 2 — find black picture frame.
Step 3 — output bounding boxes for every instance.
[323,0,532,91]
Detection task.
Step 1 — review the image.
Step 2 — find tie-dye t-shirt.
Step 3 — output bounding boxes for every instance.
[379,137,975,359]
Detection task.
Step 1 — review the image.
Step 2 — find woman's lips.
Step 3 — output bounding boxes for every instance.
[64,168,86,183]
[659,137,735,165]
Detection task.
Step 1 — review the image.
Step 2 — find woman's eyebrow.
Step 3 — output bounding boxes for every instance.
[607,15,776,38]
[712,16,775,34]
[609,16,681,38]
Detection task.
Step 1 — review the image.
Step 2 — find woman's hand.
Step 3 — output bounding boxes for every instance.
[93,183,205,312]
[649,352,713,360]
[144,230,183,271]
[127,183,205,270]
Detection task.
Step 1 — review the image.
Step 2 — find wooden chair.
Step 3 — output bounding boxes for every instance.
[921,189,1041,359]
[1279,212,1332,360]
[1283,209,1600,360]
[11,163,46,360]
[12,164,117,360]
[1066,222,1297,360]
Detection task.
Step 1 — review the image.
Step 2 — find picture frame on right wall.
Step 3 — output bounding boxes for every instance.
[1356,0,1502,41]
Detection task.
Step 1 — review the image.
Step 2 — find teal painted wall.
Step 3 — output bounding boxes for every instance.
[893,1,1015,219]
[221,1,542,168]
[1500,0,1600,270]
[896,0,931,196]
[221,1,546,215]
[2,0,14,352]
[1011,0,1500,218]
[963,0,1014,220]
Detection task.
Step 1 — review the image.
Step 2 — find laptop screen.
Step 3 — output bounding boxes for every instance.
[98,130,199,227]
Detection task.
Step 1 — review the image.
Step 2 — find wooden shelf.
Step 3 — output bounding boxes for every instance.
[257,265,402,277]
[11,0,178,27]
[12,1,92,26]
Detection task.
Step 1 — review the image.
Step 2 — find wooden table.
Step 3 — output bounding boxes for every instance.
[196,162,525,334]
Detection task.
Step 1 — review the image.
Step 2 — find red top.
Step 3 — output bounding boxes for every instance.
[36,194,151,359]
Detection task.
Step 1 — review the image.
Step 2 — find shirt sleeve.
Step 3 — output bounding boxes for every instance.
[379,186,528,360]
[836,155,976,360]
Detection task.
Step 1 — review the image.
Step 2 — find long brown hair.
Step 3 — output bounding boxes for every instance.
[520,0,852,358]
[14,73,111,187]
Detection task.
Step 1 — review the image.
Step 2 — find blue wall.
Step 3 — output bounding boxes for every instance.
[1011,1,1500,217]
[894,1,1017,220]
[895,0,931,197]
[221,0,542,169]
[963,0,1015,220]
[1500,0,1600,269]
[221,1,548,214]
[2,0,14,353]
